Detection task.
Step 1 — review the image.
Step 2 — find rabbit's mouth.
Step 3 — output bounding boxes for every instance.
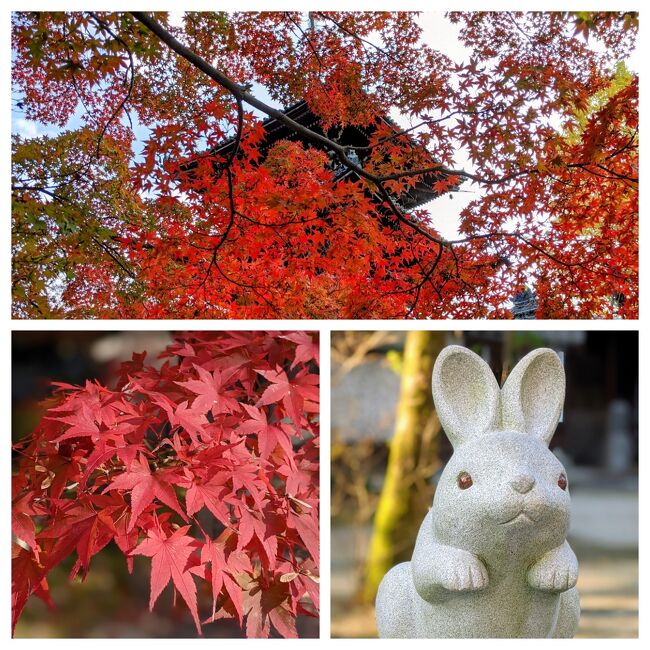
[498,510,536,525]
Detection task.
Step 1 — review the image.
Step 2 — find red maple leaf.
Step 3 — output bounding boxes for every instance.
[171,400,209,445]
[243,577,298,638]
[184,476,231,523]
[238,404,294,463]
[11,544,52,635]
[107,454,186,530]
[49,402,100,442]
[37,496,119,579]
[131,524,202,634]
[175,364,239,416]
[256,367,319,429]
[433,177,452,195]
[279,331,319,368]
[200,538,225,618]
[11,492,43,560]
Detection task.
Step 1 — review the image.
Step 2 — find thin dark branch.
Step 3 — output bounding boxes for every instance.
[285,13,323,71]
[606,128,637,160]
[213,261,278,312]
[88,12,136,158]
[130,11,631,292]
[192,114,242,296]
[505,12,535,45]
[91,236,137,279]
[593,163,637,183]
[237,211,325,228]
[343,108,494,153]
[12,183,137,279]
[315,12,401,65]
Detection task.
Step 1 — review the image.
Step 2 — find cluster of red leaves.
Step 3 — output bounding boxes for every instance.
[11,12,638,319]
[447,12,638,318]
[101,121,469,319]
[12,331,320,638]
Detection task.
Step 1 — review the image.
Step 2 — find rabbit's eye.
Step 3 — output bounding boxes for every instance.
[558,473,567,490]
[457,471,473,490]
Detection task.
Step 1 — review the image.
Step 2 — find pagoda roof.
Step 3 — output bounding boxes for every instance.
[183,100,461,210]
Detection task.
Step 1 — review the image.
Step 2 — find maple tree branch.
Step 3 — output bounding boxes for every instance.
[377,163,539,185]
[237,210,325,228]
[593,163,637,183]
[566,162,637,184]
[372,182,443,246]
[193,246,218,296]
[92,237,138,280]
[505,12,535,45]
[192,98,243,295]
[284,13,323,71]
[69,70,94,123]
[416,245,445,299]
[88,12,136,158]
[315,12,401,65]
[130,11,632,297]
[389,243,445,318]
[196,168,237,291]
[12,183,137,279]
[606,128,637,160]
[213,261,278,312]
[343,108,495,153]
[447,229,628,279]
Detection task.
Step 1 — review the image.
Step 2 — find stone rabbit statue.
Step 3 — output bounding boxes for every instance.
[376,346,580,638]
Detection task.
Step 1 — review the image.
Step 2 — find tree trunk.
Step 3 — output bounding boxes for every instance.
[362,330,444,603]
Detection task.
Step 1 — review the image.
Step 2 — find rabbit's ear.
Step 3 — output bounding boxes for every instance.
[432,345,500,447]
[501,348,565,446]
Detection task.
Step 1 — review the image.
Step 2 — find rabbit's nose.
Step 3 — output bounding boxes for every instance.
[510,474,535,493]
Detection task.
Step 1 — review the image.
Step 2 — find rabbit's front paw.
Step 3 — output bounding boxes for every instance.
[527,545,578,593]
[436,549,489,592]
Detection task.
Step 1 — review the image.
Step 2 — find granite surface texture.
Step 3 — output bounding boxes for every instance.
[376,345,580,638]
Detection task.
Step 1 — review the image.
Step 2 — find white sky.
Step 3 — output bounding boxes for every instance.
[413,14,475,239]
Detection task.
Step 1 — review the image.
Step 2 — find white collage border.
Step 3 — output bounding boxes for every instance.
[3,1,646,646]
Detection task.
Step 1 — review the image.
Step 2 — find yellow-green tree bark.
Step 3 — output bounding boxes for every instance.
[363,330,444,603]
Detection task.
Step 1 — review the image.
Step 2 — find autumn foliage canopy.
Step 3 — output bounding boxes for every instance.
[12,11,638,318]
[12,331,320,637]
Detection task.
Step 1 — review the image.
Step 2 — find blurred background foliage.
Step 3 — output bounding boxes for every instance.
[331,330,638,638]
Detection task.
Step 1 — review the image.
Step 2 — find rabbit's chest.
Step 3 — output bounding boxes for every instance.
[417,573,561,638]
